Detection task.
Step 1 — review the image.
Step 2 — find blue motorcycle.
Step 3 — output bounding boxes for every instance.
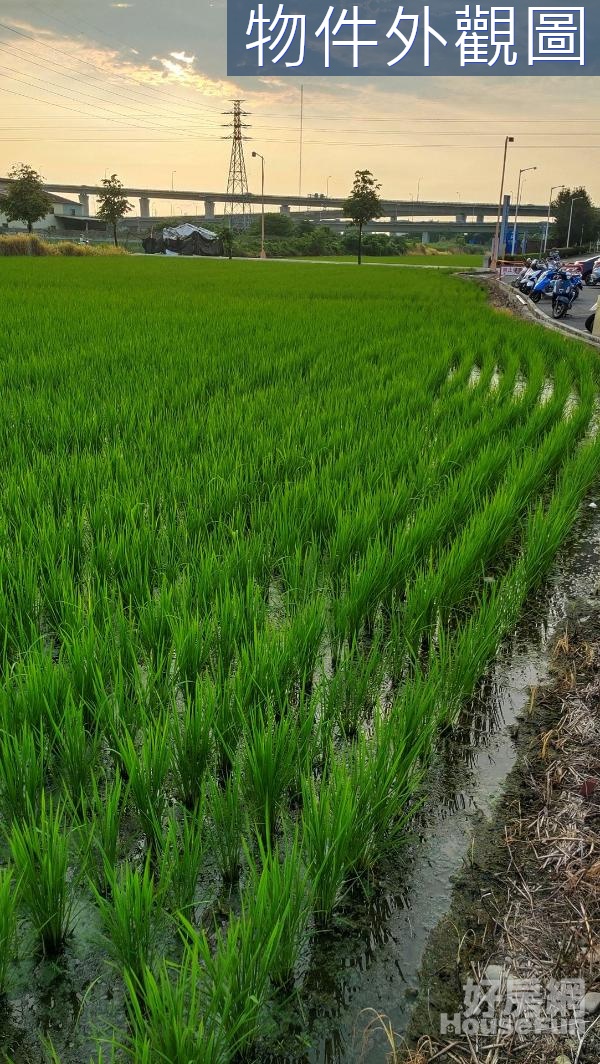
[530,265,560,303]
[552,270,582,319]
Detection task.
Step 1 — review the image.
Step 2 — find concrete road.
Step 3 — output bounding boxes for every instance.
[534,282,598,335]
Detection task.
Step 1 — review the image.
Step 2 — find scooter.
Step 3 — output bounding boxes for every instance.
[530,265,560,303]
[511,259,532,289]
[552,270,580,319]
[519,260,546,296]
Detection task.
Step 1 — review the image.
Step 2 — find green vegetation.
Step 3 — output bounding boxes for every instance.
[1,163,51,233]
[0,234,128,256]
[0,257,598,1060]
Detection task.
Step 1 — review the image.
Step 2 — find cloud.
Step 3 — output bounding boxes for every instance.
[170,51,195,64]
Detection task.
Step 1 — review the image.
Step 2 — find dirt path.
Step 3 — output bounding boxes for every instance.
[398,610,600,1064]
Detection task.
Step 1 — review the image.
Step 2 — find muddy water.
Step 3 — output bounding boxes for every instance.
[300,499,600,1064]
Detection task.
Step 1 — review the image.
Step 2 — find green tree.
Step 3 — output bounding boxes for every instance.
[249,212,295,237]
[551,186,598,249]
[2,164,52,233]
[218,225,234,260]
[96,174,133,247]
[342,170,382,265]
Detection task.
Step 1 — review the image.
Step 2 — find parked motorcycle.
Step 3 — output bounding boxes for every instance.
[551,270,580,319]
[511,258,532,289]
[530,265,560,303]
[519,259,546,296]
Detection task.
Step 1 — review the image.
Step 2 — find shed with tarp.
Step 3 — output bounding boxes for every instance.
[142,222,223,256]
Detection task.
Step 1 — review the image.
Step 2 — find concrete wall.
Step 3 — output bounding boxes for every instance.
[0,210,58,231]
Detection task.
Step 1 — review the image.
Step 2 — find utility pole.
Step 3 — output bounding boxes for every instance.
[491,135,514,269]
[223,99,251,228]
[299,85,304,198]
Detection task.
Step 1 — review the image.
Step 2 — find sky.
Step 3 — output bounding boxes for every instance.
[1,0,600,213]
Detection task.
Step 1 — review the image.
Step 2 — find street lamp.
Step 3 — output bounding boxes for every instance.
[417,177,422,203]
[567,195,584,249]
[512,166,537,258]
[491,135,514,269]
[326,175,332,197]
[252,151,266,259]
[171,171,176,217]
[543,184,565,255]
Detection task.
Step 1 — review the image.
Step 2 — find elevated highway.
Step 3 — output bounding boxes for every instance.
[0,178,550,226]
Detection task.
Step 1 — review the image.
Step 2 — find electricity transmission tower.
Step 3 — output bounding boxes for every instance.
[223,99,252,227]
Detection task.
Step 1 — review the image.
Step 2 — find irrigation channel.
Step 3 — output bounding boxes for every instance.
[286,499,600,1063]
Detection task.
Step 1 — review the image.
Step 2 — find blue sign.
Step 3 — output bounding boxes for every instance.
[228,1,597,76]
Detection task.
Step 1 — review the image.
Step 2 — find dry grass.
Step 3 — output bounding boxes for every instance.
[0,234,128,256]
[397,622,600,1064]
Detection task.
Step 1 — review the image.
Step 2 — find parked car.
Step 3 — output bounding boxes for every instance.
[571,255,599,285]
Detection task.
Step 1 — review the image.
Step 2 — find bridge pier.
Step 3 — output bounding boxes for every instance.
[139,196,150,219]
[280,204,290,213]
[204,199,215,220]
[79,192,90,215]
[455,212,467,224]
[476,213,484,224]
[421,231,430,244]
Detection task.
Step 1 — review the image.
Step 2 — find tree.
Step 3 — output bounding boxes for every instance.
[2,164,52,233]
[551,186,598,249]
[96,174,133,247]
[218,225,234,260]
[342,170,382,265]
[249,212,295,237]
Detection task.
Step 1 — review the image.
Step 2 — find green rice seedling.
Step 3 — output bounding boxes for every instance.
[345,724,430,873]
[50,694,100,808]
[172,613,215,689]
[0,869,17,996]
[158,809,204,920]
[212,684,245,781]
[300,759,360,924]
[9,793,74,954]
[95,857,161,986]
[79,769,124,895]
[122,948,227,1064]
[196,909,283,1056]
[241,708,297,845]
[0,722,45,822]
[245,833,312,989]
[117,717,171,849]
[206,771,245,886]
[137,585,175,666]
[172,681,216,809]
[324,638,385,739]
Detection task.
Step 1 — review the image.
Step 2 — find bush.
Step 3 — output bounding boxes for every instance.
[0,235,129,257]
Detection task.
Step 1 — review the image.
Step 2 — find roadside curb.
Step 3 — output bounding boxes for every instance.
[499,280,600,350]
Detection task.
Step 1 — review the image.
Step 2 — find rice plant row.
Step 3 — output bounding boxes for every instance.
[0,258,598,1062]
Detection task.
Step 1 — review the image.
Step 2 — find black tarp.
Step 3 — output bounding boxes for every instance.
[143,223,223,257]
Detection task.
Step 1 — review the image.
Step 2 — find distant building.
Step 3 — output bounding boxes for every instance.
[0,191,85,232]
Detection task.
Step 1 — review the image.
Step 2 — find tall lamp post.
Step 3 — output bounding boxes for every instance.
[512,165,536,257]
[252,151,266,259]
[567,196,583,250]
[491,135,514,269]
[171,170,176,217]
[543,184,565,255]
[326,175,332,197]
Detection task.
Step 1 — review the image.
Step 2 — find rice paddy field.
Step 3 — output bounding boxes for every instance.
[0,258,599,1062]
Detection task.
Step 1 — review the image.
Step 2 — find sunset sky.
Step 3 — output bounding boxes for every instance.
[2,0,600,212]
